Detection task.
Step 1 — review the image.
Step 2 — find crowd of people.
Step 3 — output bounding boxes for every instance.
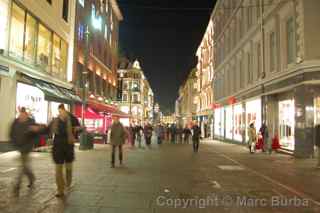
[9,105,202,198]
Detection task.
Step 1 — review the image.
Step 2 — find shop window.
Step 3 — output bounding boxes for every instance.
[9,3,25,59]
[24,14,36,63]
[123,93,128,102]
[60,39,67,79]
[279,99,295,150]
[37,24,52,72]
[52,34,61,75]
[62,0,69,22]
[0,0,9,50]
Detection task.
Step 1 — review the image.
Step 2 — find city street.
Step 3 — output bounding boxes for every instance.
[0,140,320,213]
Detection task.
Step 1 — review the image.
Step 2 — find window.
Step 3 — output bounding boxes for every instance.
[24,14,36,63]
[104,24,108,40]
[79,0,84,7]
[78,24,84,40]
[247,52,252,83]
[270,32,276,71]
[37,24,52,72]
[257,43,261,78]
[287,17,296,64]
[240,59,244,89]
[60,39,68,78]
[105,0,109,13]
[0,0,9,50]
[62,0,69,22]
[47,0,52,4]
[9,3,25,58]
[52,34,61,74]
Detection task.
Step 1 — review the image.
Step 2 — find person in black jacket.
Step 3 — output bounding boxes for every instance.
[10,107,43,196]
[191,121,201,153]
[183,125,192,144]
[49,104,81,197]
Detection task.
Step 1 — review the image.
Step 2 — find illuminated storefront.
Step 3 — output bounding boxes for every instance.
[279,99,295,151]
[233,104,243,142]
[225,106,233,139]
[214,107,224,137]
[245,98,262,139]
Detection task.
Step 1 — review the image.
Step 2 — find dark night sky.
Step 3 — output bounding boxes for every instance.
[118,0,217,114]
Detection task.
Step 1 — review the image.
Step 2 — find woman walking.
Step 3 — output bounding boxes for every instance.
[248,122,257,154]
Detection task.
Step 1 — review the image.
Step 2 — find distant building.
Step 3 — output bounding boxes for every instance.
[117,59,154,126]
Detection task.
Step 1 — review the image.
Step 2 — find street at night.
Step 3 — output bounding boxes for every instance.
[1,139,320,213]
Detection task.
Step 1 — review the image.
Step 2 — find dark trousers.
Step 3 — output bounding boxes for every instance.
[193,139,199,152]
[157,136,162,144]
[184,135,190,144]
[171,134,176,144]
[111,145,123,165]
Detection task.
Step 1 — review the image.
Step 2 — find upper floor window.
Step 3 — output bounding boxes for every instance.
[286,17,296,64]
[47,0,52,4]
[79,0,84,7]
[270,32,277,71]
[62,0,69,22]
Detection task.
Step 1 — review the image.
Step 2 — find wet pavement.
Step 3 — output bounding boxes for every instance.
[0,139,320,213]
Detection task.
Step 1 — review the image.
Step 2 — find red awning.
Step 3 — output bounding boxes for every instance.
[87,100,130,118]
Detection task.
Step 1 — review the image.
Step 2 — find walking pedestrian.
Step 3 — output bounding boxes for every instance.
[248,122,257,154]
[109,117,127,168]
[155,123,164,145]
[49,104,81,197]
[177,125,183,144]
[170,124,176,144]
[131,124,137,147]
[183,125,191,144]
[10,107,42,196]
[191,121,201,153]
[259,122,270,153]
[144,122,153,146]
[314,124,320,168]
[135,124,143,147]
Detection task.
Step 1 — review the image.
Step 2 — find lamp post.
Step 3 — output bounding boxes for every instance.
[79,23,91,150]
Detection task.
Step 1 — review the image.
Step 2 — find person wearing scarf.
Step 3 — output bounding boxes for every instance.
[50,104,80,197]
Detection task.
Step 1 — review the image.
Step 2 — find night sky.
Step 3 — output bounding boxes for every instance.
[118,0,217,114]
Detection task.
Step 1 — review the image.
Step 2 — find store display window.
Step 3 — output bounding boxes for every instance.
[233,104,243,142]
[225,106,233,139]
[279,99,295,150]
[245,98,262,140]
[214,107,225,137]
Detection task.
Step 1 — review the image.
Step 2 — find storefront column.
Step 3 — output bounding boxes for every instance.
[294,85,314,158]
[266,95,278,140]
[241,102,246,144]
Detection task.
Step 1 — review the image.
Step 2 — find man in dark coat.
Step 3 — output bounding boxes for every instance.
[109,117,127,168]
[183,125,192,144]
[49,104,81,197]
[144,123,153,146]
[10,107,42,196]
[191,121,201,153]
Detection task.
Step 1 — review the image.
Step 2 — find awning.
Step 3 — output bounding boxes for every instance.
[21,74,81,104]
[87,100,131,118]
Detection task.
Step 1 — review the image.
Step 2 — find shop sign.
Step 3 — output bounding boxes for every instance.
[228,96,237,105]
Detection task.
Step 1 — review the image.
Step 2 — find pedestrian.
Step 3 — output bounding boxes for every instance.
[155,123,164,145]
[49,104,81,197]
[170,124,176,144]
[259,122,270,153]
[314,124,320,168]
[9,107,42,196]
[128,124,134,147]
[248,122,257,154]
[144,122,153,146]
[131,124,137,147]
[191,121,201,152]
[135,124,143,148]
[177,125,183,144]
[183,125,191,144]
[109,117,127,168]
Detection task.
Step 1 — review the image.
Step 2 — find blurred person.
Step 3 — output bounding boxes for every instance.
[177,125,183,144]
[259,122,270,153]
[135,124,143,148]
[315,124,320,168]
[144,122,153,146]
[49,104,81,197]
[191,121,201,153]
[155,123,164,145]
[170,123,177,144]
[10,107,43,196]
[248,122,257,154]
[183,125,191,144]
[109,117,127,168]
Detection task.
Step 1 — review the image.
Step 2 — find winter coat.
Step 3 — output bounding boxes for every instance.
[248,127,257,144]
[191,125,201,141]
[10,117,37,154]
[144,125,153,138]
[110,122,127,146]
[315,124,320,147]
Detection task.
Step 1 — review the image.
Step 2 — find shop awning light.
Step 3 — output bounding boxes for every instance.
[98,96,103,101]
[89,94,95,99]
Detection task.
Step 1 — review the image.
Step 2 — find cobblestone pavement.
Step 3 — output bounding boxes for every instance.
[0,139,320,213]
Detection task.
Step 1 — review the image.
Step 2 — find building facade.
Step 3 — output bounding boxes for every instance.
[117,59,154,126]
[178,68,197,127]
[211,0,320,158]
[72,0,124,133]
[0,0,78,144]
[195,19,215,138]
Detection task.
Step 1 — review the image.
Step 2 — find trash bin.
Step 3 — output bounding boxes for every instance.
[79,131,94,150]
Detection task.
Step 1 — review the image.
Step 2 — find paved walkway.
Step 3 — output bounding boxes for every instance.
[0,140,320,212]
